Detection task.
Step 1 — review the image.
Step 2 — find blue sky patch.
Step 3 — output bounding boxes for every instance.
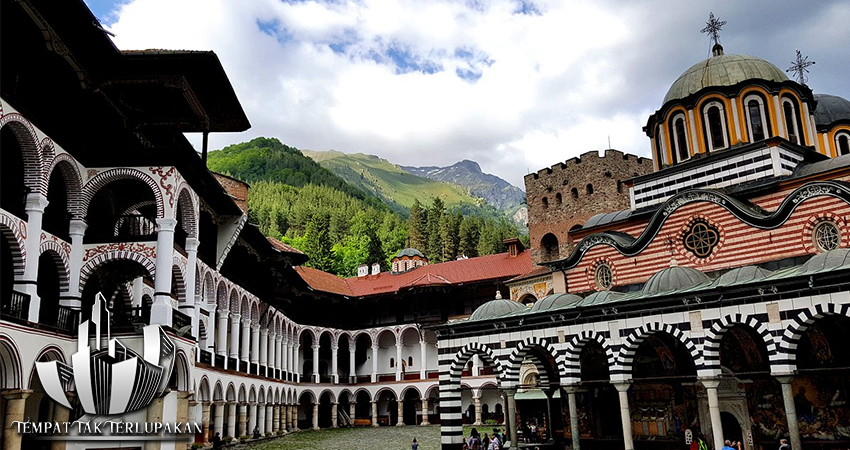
[514,0,541,15]
[456,68,483,83]
[385,44,443,75]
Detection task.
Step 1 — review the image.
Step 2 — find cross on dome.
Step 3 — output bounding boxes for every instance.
[787,49,816,85]
[701,12,727,47]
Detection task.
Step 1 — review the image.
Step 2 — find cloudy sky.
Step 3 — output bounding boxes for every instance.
[86,0,850,188]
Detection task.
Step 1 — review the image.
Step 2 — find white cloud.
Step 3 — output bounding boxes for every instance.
[104,0,850,189]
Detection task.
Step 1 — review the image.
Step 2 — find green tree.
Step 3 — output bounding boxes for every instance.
[302,213,336,272]
[459,216,481,258]
[408,199,426,251]
[440,212,462,261]
[426,198,445,262]
[378,214,408,266]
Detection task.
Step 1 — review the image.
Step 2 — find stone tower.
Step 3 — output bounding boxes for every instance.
[525,149,652,264]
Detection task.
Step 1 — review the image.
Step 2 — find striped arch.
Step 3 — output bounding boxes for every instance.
[29,345,68,388]
[38,242,71,293]
[171,261,186,303]
[216,281,229,310]
[777,302,850,372]
[228,288,240,313]
[440,342,503,447]
[318,389,336,403]
[44,153,84,219]
[504,336,566,388]
[615,322,700,381]
[79,250,156,291]
[0,214,26,276]
[563,330,616,384]
[174,185,198,238]
[197,376,211,402]
[0,112,44,194]
[0,335,23,389]
[702,314,778,376]
[81,168,165,219]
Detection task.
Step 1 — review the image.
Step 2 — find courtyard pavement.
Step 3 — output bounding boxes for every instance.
[247,425,476,450]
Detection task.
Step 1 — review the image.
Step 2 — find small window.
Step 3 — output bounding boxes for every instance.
[595,264,613,290]
[703,101,729,151]
[571,187,578,199]
[555,192,562,205]
[671,114,690,163]
[390,358,395,368]
[835,133,850,156]
[616,180,623,193]
[783,99,801,145]
[408,356,413,367]
[586,184,593,195]
[813,221,841,252]
[745,95,770,142]
[542,197,548,209]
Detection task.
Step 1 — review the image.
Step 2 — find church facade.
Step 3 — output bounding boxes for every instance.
[1,3,850,450]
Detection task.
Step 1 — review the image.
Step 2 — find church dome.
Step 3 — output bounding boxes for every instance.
[470,298,526,321]
[394,248,425,259]
[529,293,583,313]
[643,266,710,296]
[663,52,789,104]
[813,94,850,126]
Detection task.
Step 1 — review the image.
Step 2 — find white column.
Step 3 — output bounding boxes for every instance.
[276,335,284,379]
[184,238,199,336]
[226,402,237,437]
[288,340,294,380]
[257,403,266,435]
[331,343,339,384]
[229,313,241,361]
[293,343,300,383]
[20,193,48,322]
[371,344,379,383]
[396,399,404,426]
[349,342,357,383]
[312,344,320,383]
[331,403,338,428]
[778,376,802,450]
[420,398,430,426]
[265,405,273,434]
[248,402,258,436]
[259,328,268,375]
[151,217,176,326]
[473,397,482,425]
[312,403,319,430]
[472,354,481,377]
[216,310,229,357]
[419,338,427,379]
[371,401,378,427]
[250,324,260,373]
[61,219,87,310]
[281,334,289,379]
[505,389,518,446]
[267,331,277,377]
[395,340,403,381]
[241,317,251,366]
[213,402,225,437]
[701,379,725,450]
[613,382,634,450]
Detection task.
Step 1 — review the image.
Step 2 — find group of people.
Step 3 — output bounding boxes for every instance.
[462,427,505,450]
[690,433,793,450]
[522,421,542,443]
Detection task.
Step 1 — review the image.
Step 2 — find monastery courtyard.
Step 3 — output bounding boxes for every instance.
[248,426,452,450]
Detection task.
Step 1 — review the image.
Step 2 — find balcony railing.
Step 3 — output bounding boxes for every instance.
[200,350,213,366]
[1,291,30,321]
[87,214,156,243]
[172,309,192,334]
[52,305,79,334]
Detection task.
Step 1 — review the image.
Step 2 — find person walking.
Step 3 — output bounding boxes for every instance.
[412,437,419,450]
[778,438,791,450]
[212,432,222,450]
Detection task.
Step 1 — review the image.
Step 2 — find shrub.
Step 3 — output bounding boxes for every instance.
[222,436,233,443]
[265,431,273,437]
[191,443,206,450]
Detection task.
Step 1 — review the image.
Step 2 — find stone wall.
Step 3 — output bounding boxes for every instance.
[524,149,652,264]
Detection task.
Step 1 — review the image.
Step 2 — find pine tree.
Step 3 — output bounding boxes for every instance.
[440,212,462,261]
[426,198,445,262]
[302,213,336,272]
[459,216,481,258]
[408,199,426,251]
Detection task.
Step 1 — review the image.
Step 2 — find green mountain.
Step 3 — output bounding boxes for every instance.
[301,150,491,216]
[207,137,368,200]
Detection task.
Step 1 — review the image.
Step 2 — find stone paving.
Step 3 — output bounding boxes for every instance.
[246,426,473,450]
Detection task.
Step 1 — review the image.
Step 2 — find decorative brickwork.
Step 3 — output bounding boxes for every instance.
[525,149,652,264]
[79,244,157,290]
[0,113,44,195]
[45,153,84,219]
[81,168,166,219]
[0,211,27,276]
[38,242,71,292]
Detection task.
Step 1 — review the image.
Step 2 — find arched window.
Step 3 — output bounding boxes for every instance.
[782,97,803,145]
[702,101,729,151]
[570,187,578,199]
[408,356,413,367]
[540,233,559,261]
[390,358,395,368]
[555,193,562,205]
[836,132,850,156]
[586,184,593,195]
[744,94,770,142]
[670,113,690,163]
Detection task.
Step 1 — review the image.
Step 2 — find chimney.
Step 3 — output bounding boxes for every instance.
[357,264,369,277]
[503,238,525,257]
[371,263,381,275]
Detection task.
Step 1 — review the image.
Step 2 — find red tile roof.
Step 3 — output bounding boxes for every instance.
[505,265,551,284]
[266,237,304,255]
[294,251,533,297]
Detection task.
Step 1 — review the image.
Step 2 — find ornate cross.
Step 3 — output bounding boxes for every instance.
[700,12,727,46]
[787,49,816,85]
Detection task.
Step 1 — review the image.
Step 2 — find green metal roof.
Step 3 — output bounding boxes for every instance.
[529,293,583,313]
[664,53,789,104]
[469,298,526,321]
[813,94,850,126]
[394,248,426,259]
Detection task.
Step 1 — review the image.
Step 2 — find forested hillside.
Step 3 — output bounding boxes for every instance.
[209,138,527,276]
